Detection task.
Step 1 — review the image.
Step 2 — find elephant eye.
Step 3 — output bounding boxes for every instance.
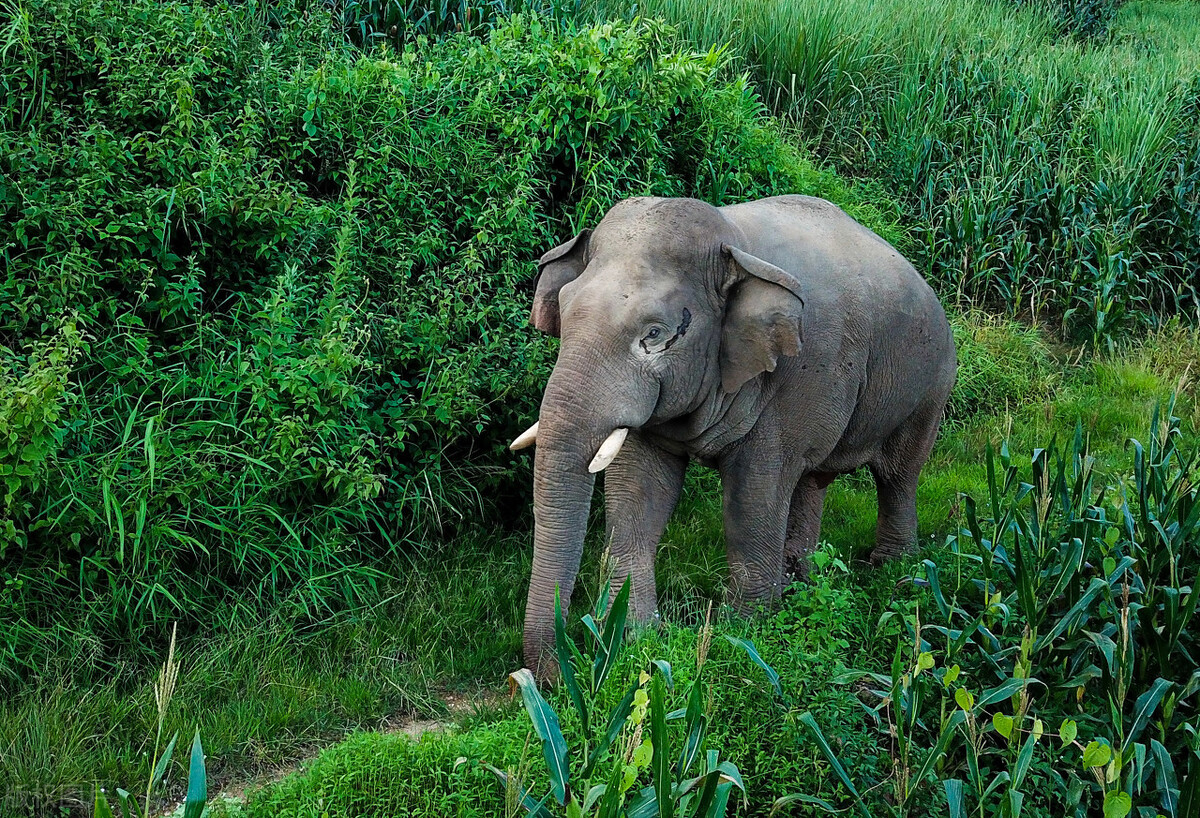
[646,327,661,340]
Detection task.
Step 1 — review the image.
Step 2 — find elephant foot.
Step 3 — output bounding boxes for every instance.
[782,548,812,585]
[867,540,912,567]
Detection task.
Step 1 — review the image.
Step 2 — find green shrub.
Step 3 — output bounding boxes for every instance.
[0,0,895,686]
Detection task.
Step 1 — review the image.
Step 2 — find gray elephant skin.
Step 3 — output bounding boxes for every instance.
[512,195,956,679]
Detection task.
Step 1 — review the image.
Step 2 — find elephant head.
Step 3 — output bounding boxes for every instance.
[514,197,805,678]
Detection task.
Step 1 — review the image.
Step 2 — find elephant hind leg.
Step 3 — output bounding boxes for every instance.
[784,471,836,581]
[868,403,944,565]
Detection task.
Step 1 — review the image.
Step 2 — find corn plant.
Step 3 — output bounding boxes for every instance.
[747,400,1200,817]
[485,578,746,817]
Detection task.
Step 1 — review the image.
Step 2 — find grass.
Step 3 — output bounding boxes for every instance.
[6,314,1198,815]
[579,0,1200,341]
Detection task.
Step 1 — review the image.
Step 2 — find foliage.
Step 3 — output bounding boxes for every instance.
[331,0,582,47]
[946,311,1056,423]
[93,625,210,818]
[778,399,1200,816]
[480,579,746,817]
[0,0,896,686]
[582,0,1200,345]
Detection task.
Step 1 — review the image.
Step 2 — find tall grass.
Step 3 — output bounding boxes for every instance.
[583,0,1200,343]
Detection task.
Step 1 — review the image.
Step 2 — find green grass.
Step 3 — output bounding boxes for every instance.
[8,315,1198,815]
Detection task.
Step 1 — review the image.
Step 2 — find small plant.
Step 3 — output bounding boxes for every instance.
[482,579,746,817]
[93,625,209,818]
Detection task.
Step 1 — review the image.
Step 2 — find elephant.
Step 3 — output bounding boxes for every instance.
[511,195,956,679]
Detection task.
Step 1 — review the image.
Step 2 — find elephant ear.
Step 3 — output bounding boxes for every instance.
[719,244,805,394]
[531,229,590,336]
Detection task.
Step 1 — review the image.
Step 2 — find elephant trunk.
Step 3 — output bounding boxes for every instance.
[522,353,653,680]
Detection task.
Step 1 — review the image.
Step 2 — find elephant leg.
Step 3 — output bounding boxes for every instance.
[868,404,943,564]
[784,471,836,581]
[603,432,688,626]
[720,453,794,610]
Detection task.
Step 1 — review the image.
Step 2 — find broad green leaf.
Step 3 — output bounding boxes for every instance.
[1060,719,1078,748]
[943,779,965,818]
[593,578,631,691]
[943,664,961,688]
[724,635,782,698]
[917,652,935,673]
[95,789,115,818]
[150,732,179,791]
[1123,678,1173,754]
[1102,790,1131,818]
[993,712,1014,740]
[181,730,207,818]
[955,687,975,712]
[770,793,844,815]
[510,669,569,805]
[555,587,590,743]
[797,712,873,818]
[650,673,672,818]
[1083,740,1113,770]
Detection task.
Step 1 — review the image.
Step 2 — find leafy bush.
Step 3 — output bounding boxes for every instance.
[0,0,896,686]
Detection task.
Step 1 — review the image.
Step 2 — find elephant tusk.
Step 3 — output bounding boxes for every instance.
[587,428,629,473]
[510,422,539,451]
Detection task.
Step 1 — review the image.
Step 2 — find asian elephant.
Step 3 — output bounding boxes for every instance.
[512,195,956,679]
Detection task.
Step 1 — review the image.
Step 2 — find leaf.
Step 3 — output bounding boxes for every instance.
[1102,790,1132,818]
[510,669,570,805]
[1083,740,1113,770]
[725,635,782,698]
[917,652,935,673]
[150,731,179,791]
[181,730,207,818]
[555,587,590,743]
[910,711,967,794]
[993,712,1014,740]
[955,687,975,712]
[770,793,848,815]
[481,762,554,818]
[582,676,641,779]
[1122,678,1172,753]
[943,664,961,688]
[94,789,115,818]
[797,712,873,818]
[650,673,673,818]
[1060,719,1078,748]
[943,779,965,818]
[593,578,631,690]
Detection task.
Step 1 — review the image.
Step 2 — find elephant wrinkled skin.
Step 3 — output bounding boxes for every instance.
[516,195,956,680]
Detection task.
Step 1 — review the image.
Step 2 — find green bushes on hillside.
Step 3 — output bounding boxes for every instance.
[0,0,896,685]
[585,0,1200,344]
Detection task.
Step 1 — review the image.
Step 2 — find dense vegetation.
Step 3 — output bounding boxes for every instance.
[3,0,1200,816]
[0,0,893,684]
[583,0,1200,345]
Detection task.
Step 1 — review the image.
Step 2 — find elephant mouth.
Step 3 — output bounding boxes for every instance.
[510,424,630,473]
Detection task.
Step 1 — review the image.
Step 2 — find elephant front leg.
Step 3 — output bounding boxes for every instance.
[721,458,794,610]
[603,433,688,626]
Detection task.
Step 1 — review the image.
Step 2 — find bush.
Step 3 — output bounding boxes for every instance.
[0,0,896,686]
